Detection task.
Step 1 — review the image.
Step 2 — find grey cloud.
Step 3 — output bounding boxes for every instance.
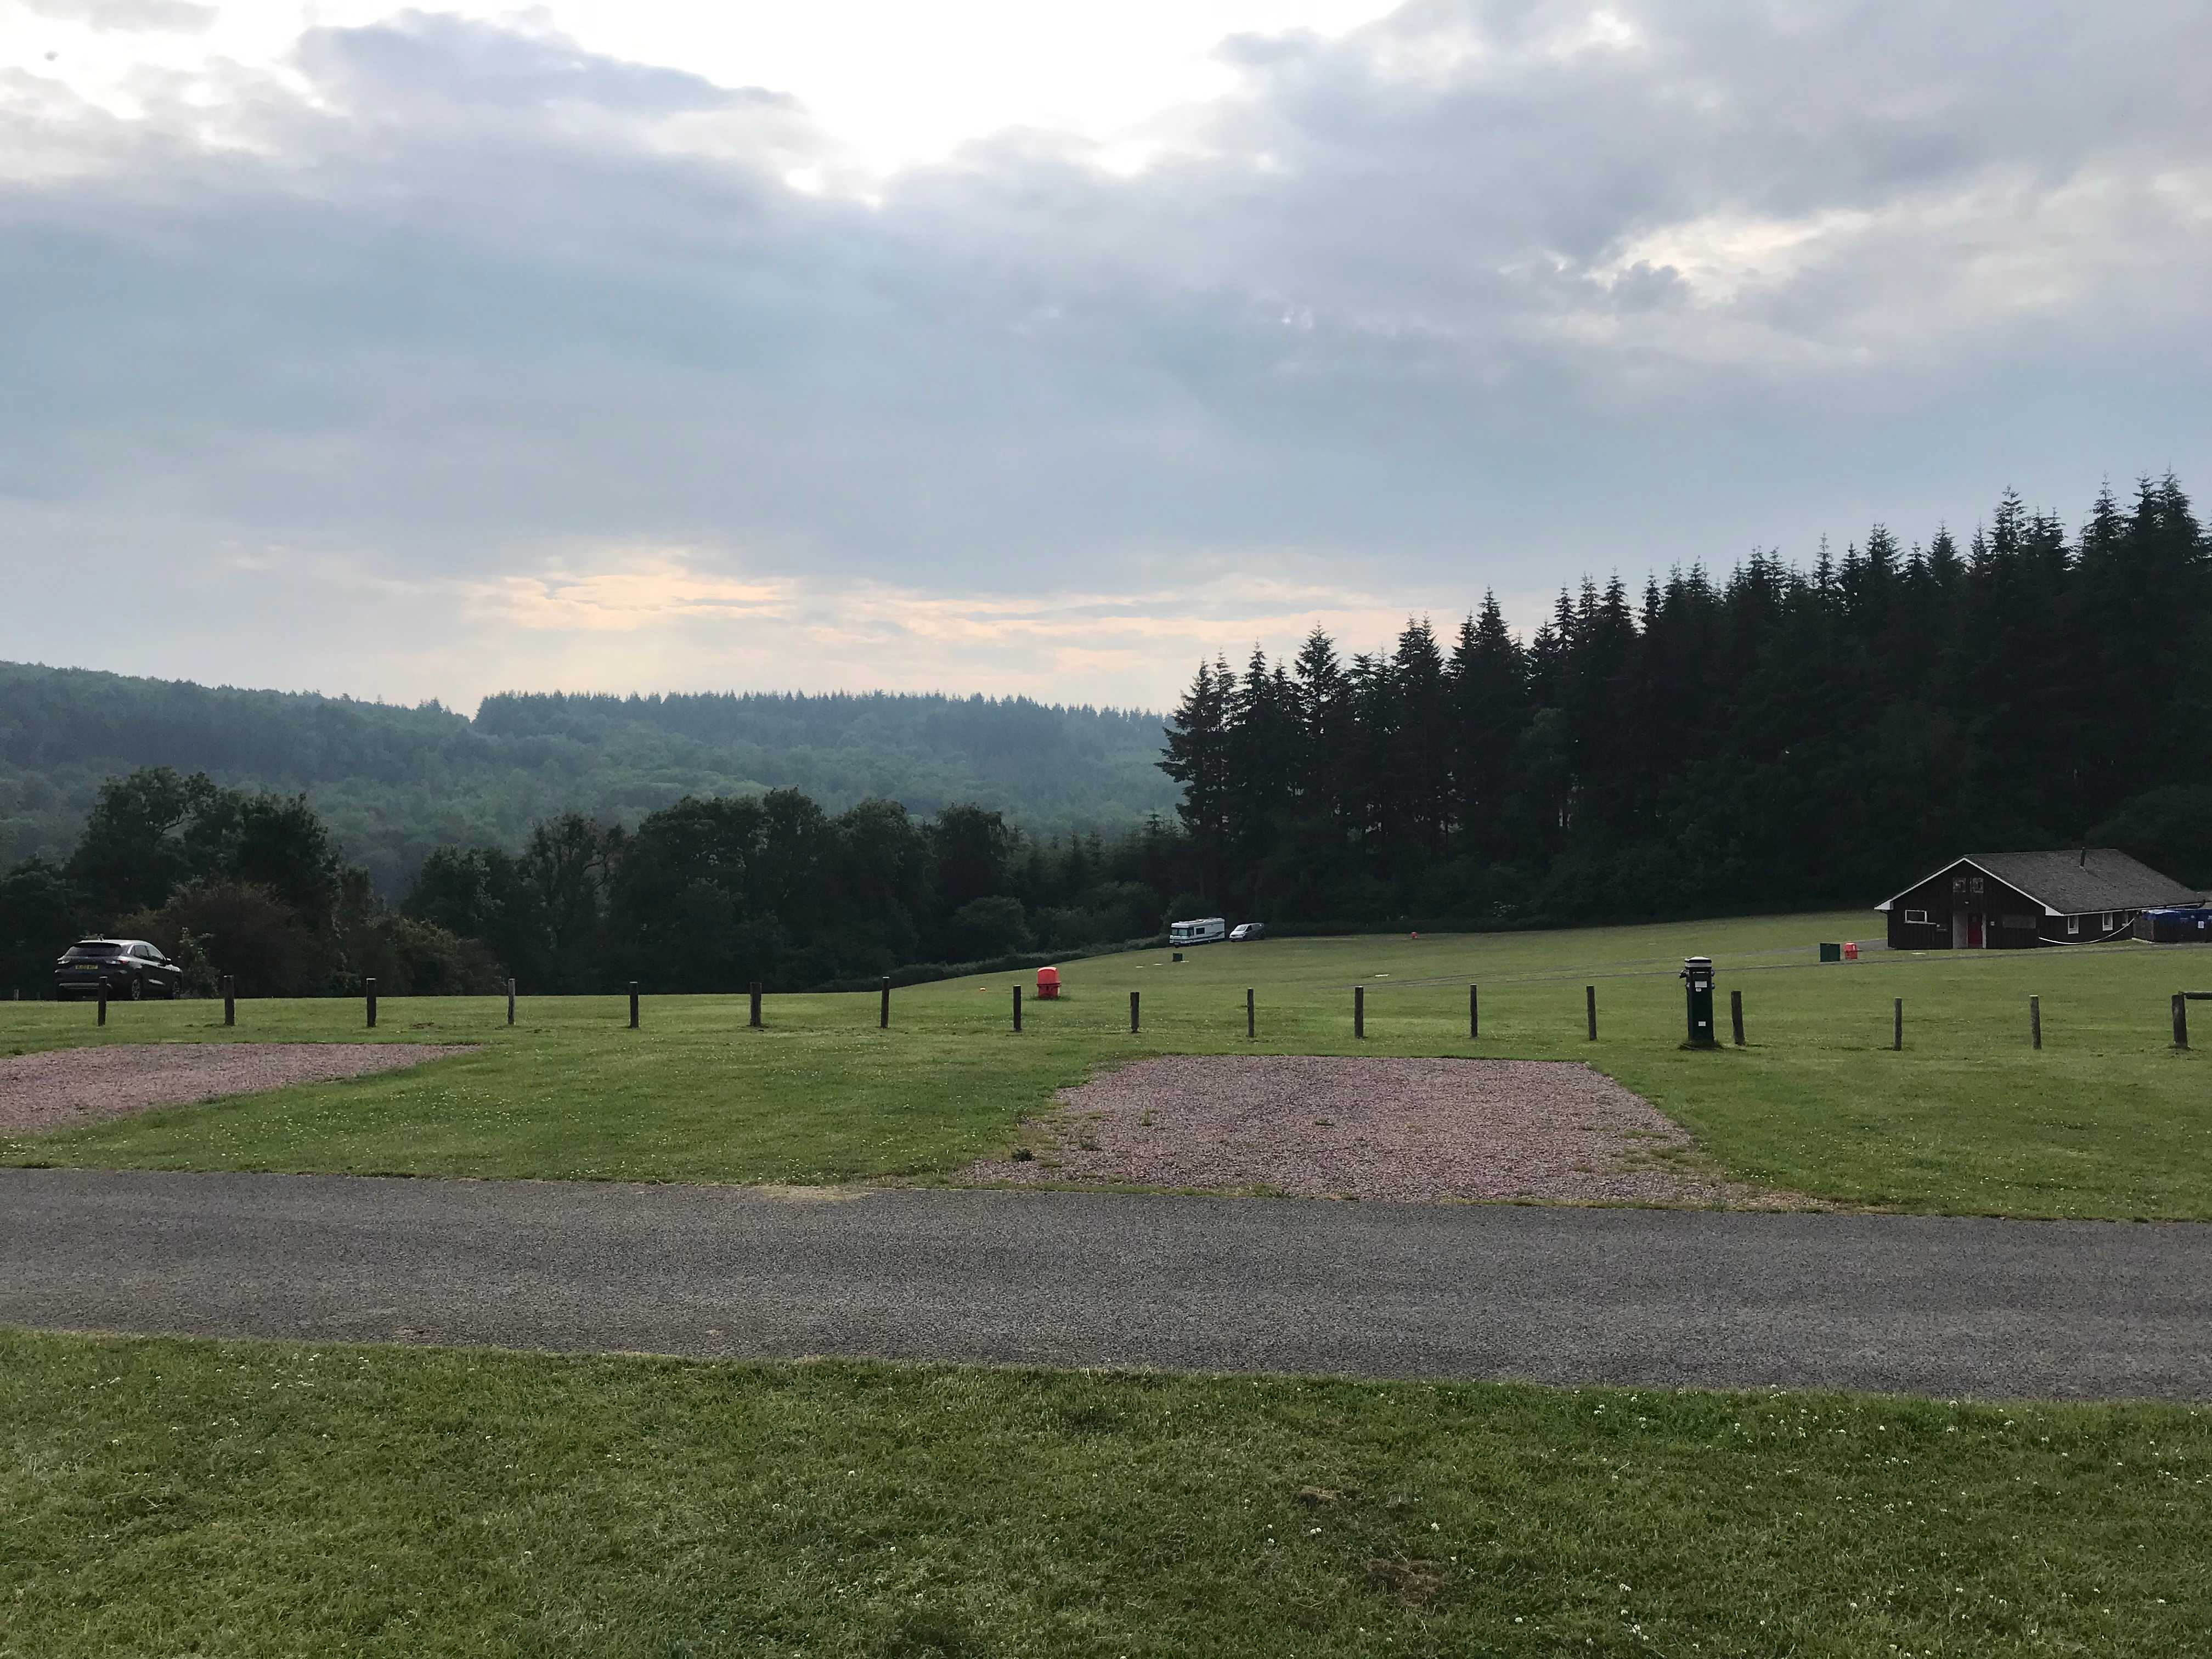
[21,0,214,33]
[2,0,2210,691]
[295,10,792,118]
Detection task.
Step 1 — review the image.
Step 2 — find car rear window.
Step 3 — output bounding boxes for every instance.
[63,942,127,960]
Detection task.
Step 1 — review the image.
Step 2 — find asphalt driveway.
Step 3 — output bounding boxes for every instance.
[2,1168,2207,1400]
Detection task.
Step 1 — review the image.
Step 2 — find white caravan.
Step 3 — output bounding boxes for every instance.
[1169,917,1227,946]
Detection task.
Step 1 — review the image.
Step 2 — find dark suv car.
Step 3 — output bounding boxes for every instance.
[54,939,185,1001]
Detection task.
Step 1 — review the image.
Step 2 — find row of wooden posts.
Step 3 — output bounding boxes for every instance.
[85,974,2210,1051]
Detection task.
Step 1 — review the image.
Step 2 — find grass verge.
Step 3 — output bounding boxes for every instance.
[3,1328,2207,1657]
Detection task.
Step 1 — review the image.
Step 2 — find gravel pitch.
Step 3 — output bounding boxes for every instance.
[0,1044,481,1138]
[969,1055,1801,1206]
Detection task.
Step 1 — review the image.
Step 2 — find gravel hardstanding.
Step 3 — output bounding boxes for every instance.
[0,1044,480,1138]
[968,1054,1799,1206]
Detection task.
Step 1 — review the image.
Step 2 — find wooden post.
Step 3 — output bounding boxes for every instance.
[365,978,377,1029]
[222,975,235,1028]
[1245,988,1255,1040]
[749,982,763,1029]
[2175,994,2189,1051]
[1469,984,1479,1040]
[2030,995,2041,1050]
[1129,990,1139,1034]
[1585,984,1597,1041]
[1355,985,1365,1039]
[506,978,516,1026]
[879,976,890,1030]
[629,982,640,1029]
[97,984,107,1026]
[1730,989,1744,1047]
[1893,997,1904,1051]
[1012,984,1023,1032]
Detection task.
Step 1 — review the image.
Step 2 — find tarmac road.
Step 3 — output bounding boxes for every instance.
[3,1168,2207,1401]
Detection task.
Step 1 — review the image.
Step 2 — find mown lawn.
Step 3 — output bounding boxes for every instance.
[2,1328,2206,1658]
[4,910,2206,1216]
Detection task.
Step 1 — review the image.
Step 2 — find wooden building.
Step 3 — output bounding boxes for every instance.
[1875,850,2201,950]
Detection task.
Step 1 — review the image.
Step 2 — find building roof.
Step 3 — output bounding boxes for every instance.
[1875,850,2202,916]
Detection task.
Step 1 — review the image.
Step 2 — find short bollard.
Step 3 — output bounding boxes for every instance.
[2030,995,2042,1051]
[1469,983,1479,1040]
[1129,990,1140,1034]
[1245,987,1255,1040]
[2175,994,2189,1051]
[365,978,377,1029]
[629,982,640,1029]
[879,975,891,1030]
[1730,989,1745,1047]
[97,984,107,1026]
[1585,984,1597,1041]
[1893,998,1904,1051]
[749,982,763,1029]
[1012,984,1023,1032]
[506,978,516,1027]
[1355,984,1365,1039]
[222,975,235,1027]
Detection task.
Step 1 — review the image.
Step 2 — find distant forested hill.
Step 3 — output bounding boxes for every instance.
[0,664,1175,891]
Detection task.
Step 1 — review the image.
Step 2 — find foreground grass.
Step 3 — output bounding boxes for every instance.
[2,1329,2206,1658]
[4,910,2207,1215]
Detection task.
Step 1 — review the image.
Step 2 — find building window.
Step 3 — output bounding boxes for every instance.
[2101,912,2115,932]
[1903,909,1928,925]
[2067,915,2080,935]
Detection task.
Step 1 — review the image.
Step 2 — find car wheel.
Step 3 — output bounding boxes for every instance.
[129,975,144,1001]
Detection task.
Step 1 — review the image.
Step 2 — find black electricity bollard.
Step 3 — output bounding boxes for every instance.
[880,975,890,1030]
[1012,984,1023,1032]
[1730,989,1745,1047]
[629,982,640,1029]
[1893,998,1904,1051]
[1585,985,1597,1041]
[1355,984,1365,1039]
[2175,994,2190,1051]
[506,978,516,1026]
[1469,983,1479,1040]
[1129,990,1140,1034]
[2030,995,2042,1050]
[365,978,377,1029]
[1246,987,1255,1040]
[1681,957,1716,1048]
[97,984,107,1026]
[749,983,763,1029]
[222,975,235,1027]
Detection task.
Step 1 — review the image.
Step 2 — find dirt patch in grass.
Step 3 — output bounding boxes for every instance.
[0,1044,480,1137]
[966,1055,1805,1206]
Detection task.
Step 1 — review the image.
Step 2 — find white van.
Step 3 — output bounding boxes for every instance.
[1169,917,1227,946]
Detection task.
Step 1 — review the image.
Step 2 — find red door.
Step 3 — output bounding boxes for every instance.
[1967,911,1984,949]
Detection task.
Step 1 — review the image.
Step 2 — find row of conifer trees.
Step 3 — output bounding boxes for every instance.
[1159,475,2211,926]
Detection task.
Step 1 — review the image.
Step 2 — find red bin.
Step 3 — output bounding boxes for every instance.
[1842,941,1859,961]
[1036,966,1060,1000]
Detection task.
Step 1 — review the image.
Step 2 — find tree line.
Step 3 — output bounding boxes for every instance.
[1,770,1187,997]
[0,769,502,998]
[0,669,1176,894]
[1161,475,2212,925]
[6,471,2204,996]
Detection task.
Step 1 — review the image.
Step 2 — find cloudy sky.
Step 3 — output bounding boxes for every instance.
[4,0,2208,712]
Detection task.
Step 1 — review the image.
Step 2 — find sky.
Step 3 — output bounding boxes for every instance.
[4,0,2209,714]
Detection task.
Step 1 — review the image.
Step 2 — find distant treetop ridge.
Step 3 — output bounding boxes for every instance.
[0,663,1175,892]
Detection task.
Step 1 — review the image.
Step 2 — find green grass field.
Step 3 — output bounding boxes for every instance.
[3,1328,2205,1658]
[4,911,2207,1216]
